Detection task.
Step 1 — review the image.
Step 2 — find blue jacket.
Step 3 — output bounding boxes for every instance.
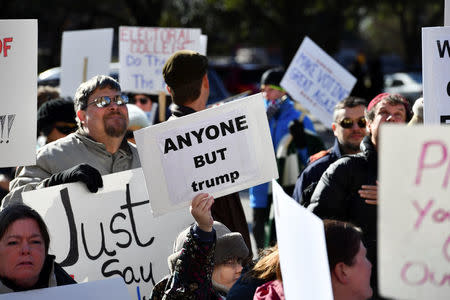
[249,97,315,208]
[292,139,342,205]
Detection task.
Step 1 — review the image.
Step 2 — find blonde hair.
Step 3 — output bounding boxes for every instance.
[244,245,282,281]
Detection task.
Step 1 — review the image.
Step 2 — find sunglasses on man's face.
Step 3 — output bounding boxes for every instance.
[339,117,367,129]
[87,94,129,108]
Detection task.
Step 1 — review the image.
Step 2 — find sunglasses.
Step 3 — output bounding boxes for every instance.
[339,117,366,129]
[87,94,129,108]
[134,97,150,105]
[55,125,77,135]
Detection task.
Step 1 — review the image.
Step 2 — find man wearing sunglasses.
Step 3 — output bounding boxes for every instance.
[2,75,140,207]
[308,93,412,299]
[293,97,367,206]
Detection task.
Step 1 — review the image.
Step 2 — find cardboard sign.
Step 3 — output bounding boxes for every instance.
[422,26,450,124]
[0,277,130,300]
[60,28,113,97]
[281,37,356,128]
[0,20,37,167]
[379,125,450,299]
[134,93,278,216]
[23,169,193,300]
[119,26,202,94]
[446,0,450,26]
[273,180,333,300]
[200,34,207,55]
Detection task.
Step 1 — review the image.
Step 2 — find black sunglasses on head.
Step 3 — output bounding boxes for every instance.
[339,117,366,129]
[87,94,129,108]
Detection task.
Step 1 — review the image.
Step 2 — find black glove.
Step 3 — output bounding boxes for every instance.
[289,119,307,149]
[47,163,103,192]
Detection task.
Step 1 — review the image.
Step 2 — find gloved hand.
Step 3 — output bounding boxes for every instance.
[47,163,103,192]
[289,119,307,148]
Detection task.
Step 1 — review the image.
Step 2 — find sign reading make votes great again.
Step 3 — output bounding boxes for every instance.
[379,125,450,300]
[134,93,278,217]
[23,169,193,300]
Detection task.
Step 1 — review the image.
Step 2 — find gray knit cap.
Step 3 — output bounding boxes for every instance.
[167,221,249,273]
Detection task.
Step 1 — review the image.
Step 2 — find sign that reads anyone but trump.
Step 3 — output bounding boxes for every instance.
[23,168,193,300]
[134,93,278,216]
[0,19,37,167]
[379,125,450,300]
[119,26,202,94]
[422,26,450,124]
[281,37,356,128]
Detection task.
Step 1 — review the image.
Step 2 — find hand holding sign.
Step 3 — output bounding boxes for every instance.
[190,193,214,232]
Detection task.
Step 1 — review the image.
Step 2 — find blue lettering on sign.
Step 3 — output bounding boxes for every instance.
[330,82,348,101]
[316,69,336,93]
[311,89,335,114]
[132,74,154,90]
[296,53,318,78]
[289,67,314,93]
[127,55,142,66]
[145,54,165,67]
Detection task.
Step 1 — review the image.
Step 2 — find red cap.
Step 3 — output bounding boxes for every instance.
[367,93,409,112]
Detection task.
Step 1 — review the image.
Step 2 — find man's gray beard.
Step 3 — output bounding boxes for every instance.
[105,122,127,137]
[342,141,361,153]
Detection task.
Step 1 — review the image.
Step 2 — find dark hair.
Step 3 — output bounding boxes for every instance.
[169,77,203,105]
[73,75,121,112]
[37,85,60,108]
[324,220,362,271]
[243,244,282,282]
[365,94,412,122]
[0,204,50,254]
[333,97,367,122]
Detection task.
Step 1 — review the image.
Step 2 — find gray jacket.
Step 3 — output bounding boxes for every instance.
[2,131,140,207]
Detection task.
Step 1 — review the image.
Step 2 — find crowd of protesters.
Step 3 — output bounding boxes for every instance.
[0,47,425,300]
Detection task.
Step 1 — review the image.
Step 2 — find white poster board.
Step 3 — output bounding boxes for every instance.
[60,28,113,97]
[23,168,193,300]
[273,180,333,300]
[119,26,202,94]
[0,277,130,300]
[379,125,450,299]
[422,26,450,124]
[0,20,37,167]
[134,93,278,216]
[446,0,450,26]
[200,34,208,55]
[281,36,356,128]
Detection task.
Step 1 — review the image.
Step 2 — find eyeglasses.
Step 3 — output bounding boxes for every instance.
[87,94,129,108]
[339,117,366,129]
[134,97,150,105]
[55,125,77,135]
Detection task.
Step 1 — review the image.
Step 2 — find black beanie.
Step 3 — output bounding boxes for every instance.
[37,98,76,135]
[260,67,285,89]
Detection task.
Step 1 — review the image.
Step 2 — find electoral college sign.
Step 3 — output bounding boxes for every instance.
[134,93,279,216]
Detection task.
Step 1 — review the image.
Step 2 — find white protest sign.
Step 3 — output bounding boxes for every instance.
[0,20,36,167]
[60,28,113,97]
[23,168,193,300]
[379,125,450,299]
[422,26,450,124]
[0,277,131,300]
[200,34,208,55]
[119,26,202,94]
[281,36,356,128]
[446,0,450,26]
[135,93,278,216]
[273,180,333,300]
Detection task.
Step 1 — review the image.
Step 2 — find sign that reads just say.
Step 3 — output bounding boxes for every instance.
[119,26,202,94]
[134,93,278,216]
[0,19,37,167]
[422,26,450,124]
[378,125,450,300]
[281,37,356,128]
[23,168,193,300]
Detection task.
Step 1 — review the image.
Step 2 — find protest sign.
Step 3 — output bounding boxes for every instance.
[200,34,208,55]
[0,20,37,167]
[422,26,450,124]
[273,180,333,300]
[281,36,356,128]
[23,168,193,300]
[119,26,202,94]
[0,277,130,300]
[134,93,278,216]
[60,28,113,97]
[446,0,450,26]
[379,125,450,299]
